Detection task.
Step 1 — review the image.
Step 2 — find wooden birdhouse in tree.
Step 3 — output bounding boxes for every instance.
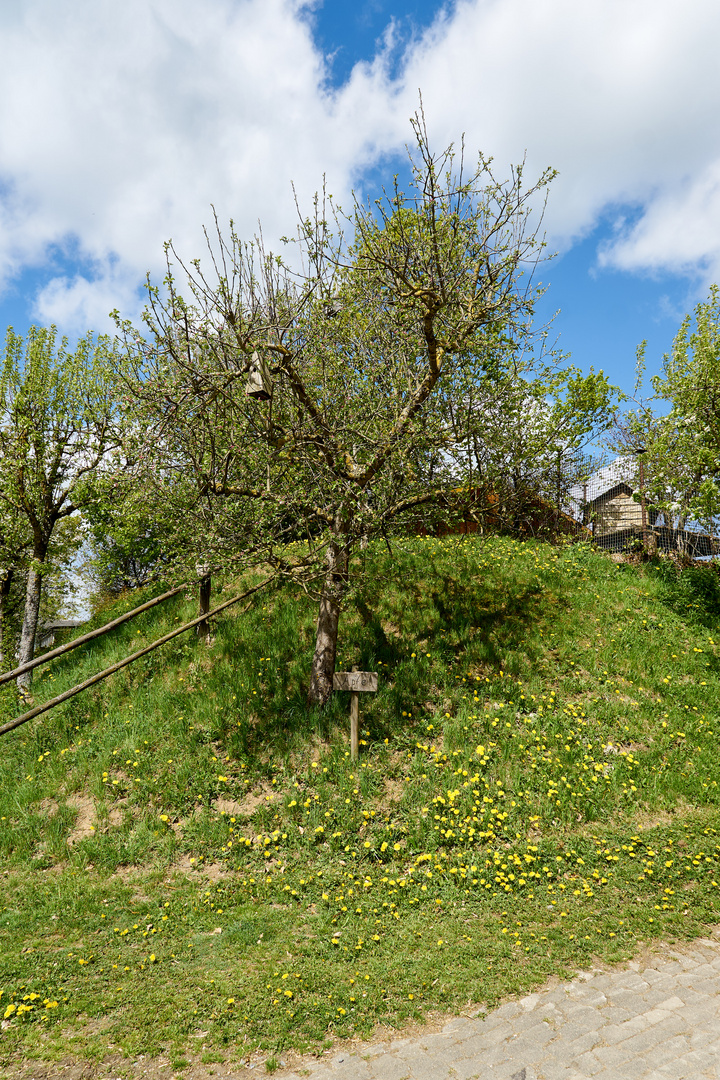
[245,351,272,400]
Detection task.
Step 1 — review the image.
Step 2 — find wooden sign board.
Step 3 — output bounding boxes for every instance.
[333,671,378,693]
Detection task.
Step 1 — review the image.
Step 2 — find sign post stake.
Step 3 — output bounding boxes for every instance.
[332,668,378,761]
[350,685,359,760]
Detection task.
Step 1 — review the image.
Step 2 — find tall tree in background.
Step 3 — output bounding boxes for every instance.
[0,498,31,670]
[0,327,120,692]
[115,118,615,706]
[620,287,720,539]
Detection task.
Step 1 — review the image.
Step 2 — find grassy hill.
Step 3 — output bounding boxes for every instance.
[1,535,719,1075]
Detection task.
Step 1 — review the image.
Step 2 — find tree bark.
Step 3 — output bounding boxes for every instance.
[17,546,47,694]
[197,572,212,644]
[0,570,13,672]
[307,538,349,707]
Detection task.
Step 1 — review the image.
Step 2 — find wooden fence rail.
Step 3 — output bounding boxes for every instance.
[0,584,188,689]
[0,578,271,738]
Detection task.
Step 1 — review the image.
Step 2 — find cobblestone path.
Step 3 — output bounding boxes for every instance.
[9,931,720,1079]
[279,930,720,1080]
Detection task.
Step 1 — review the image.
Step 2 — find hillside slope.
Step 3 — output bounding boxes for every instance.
[0,536,719,1072]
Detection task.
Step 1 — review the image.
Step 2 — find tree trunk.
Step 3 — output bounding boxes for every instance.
[307,538,349,707]
[0,570,13,672]
[17,548,47,695]
[197,573,212,644]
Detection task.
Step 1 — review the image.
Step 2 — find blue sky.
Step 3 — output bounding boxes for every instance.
[1,0,719,400]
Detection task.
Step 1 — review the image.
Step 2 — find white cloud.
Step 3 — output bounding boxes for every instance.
[380,0,720,251]
[0,0,398,330]
[599,161,720,281]
[1,0,720,332]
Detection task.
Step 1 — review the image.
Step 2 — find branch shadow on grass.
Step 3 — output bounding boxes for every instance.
[219,550,548,763]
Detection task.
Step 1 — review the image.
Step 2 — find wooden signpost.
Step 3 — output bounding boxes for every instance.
[333,669,378,760]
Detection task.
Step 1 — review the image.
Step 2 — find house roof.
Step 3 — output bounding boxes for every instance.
[567,458,637,515]
[585,482,634,507]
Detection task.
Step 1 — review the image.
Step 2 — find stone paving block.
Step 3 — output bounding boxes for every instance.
[609,973,651,992]
[652,1061,694,1080]
[561,1004,609,1030]
[568,1050,604,1076]
[441,1019,477,1037]
[556,1029,602,1058]
[600,1015,658,1044]
[688,1029,720,1052]
[567,989,608,1008]
[538,989,576,1008]
[653,994,686,1011]
[492,1003,525,1021]
[681,978,720,997]
[534,1004,560,1022]
[641,1006,679,1026]
[511,1020,557,1046]
[661,985,708,1008]
[638,987,691,1010]
[390,1053,441,1077]
[455,1027,509,1054]
[413,1036,454,1053]
[643,1010,690,1036]
[534,1065,586,1080]
[474,1013,515,1033]
[582,974,616,992]
[397,1047,462,1071]
[327,1063,372,1080]
[445,1056,483,1079]
[492,1036,548,1064]
[601,1057,653,1080]
[637,977,688,997]
[551,1018,612,1044]
[637,1033,691,1070]
[640,967,669,982]
[366,1055,411,1080]
[674,1048,720,1073]
[682,962,718,980]
[682,999,720,1025]
[361,1044,392,1059]
[610,1024,676,1056]
[590,1069,632,1080]
[402,1062,450,1080]
[593,1004,635,1023]
[519,994,542,1011]
[590,1041,639,1070]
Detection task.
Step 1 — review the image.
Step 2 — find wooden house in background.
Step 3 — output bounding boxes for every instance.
[582,481,658,538]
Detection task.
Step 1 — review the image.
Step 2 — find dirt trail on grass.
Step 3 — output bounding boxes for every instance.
[6,927,720,1080]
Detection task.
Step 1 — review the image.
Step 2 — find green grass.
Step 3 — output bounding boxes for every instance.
[0,535,719,1072]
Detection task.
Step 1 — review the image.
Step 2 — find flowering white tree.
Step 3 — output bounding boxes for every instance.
[0,326,120,692]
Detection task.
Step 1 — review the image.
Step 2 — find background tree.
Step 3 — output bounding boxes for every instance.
[0,326,120,691]
[115,118,615,706]
[612,288,720,543]
[0,498,31,670]
[649,287,720,536]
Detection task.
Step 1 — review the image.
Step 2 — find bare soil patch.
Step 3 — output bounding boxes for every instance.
[66,795,97,846]
[215,785,275,818]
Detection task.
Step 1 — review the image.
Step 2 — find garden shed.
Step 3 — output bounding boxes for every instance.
[583,481,656,537]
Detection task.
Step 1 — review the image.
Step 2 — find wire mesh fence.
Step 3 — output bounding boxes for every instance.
[567,456,720,558]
